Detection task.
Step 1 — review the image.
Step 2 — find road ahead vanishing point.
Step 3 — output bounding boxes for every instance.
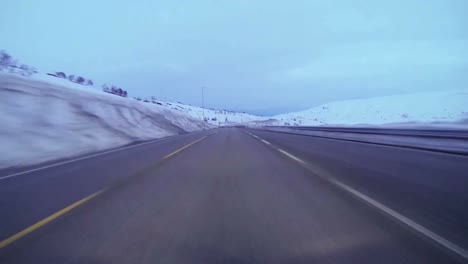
[1,128,467,264]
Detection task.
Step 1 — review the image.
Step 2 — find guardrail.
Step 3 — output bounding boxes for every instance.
[253,126,468,156]
[264,126,468,140]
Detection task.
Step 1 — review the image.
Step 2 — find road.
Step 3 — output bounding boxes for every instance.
[0,128,466,263]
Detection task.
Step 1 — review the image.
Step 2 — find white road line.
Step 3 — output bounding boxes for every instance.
[243,131,258,138]
[277,149,306,165]
[245,131,271,145]
[328,178,468,260]
[0,137,171,181]
[275,147,468,261]
[246,128,468,259]
[244,131,265,142]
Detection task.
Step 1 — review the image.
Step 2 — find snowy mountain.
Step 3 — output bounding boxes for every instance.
[270,91,468,127]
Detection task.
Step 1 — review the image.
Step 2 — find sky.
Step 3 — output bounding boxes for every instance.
[2,0,468,115]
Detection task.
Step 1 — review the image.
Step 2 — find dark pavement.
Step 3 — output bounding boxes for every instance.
[250,129,468,252]
[0,128,465,263]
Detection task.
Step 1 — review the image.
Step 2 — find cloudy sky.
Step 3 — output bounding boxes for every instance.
[2,0,467,115]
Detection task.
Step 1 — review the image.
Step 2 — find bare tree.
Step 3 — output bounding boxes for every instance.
[68,75,75,82]
[86,79,94,86]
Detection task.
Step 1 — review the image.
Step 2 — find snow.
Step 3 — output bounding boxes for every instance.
[1,68,467,169]
[0,73,208,169]
[161,102,268,126]
[269,91,468,127]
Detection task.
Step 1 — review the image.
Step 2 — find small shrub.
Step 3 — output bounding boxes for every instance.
[75,76,85,84]
[0,50,12,70]
[56,72,67,78]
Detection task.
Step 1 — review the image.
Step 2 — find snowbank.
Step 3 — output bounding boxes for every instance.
[0,73,208,169]
[271,90,468,127]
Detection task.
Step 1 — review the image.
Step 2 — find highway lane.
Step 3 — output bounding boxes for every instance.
[0,130,212,241]
[248,129,468,254]
[0,128,462,263]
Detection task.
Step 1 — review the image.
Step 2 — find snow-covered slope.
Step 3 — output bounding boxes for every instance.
[271,90,468,126]
[32,73,265,126]
[163,102,267,126]
[0,73,208,169]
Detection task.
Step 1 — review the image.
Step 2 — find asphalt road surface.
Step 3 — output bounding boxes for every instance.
[0,128,466,263]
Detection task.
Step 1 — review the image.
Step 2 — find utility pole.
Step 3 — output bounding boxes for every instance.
[201,86,205,123]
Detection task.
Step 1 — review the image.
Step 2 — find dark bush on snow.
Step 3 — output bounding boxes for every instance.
[75,76,85,84]
[0,50,12,70]
[1,50,37,76]
[103,85,129,97]
[56,72,67,78]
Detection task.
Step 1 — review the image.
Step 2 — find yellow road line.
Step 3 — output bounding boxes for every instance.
[162,136,207,160]
[0,188,107,248]
[0,135,209,249]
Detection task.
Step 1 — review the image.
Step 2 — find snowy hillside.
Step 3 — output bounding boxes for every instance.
[271,91,468,127]
[163,102,266,126]
[31,73,264,126]
[0,73,208,169]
